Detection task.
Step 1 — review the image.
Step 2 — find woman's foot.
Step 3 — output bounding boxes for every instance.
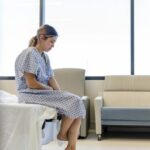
[57,133,68,147]
[65,145,76,150]
[57,133,68,141]
[65,148,71,150]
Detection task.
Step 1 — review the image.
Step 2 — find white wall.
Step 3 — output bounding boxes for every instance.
[0,80,104,129]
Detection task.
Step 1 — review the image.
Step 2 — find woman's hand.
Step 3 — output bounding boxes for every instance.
[48,77,60,90]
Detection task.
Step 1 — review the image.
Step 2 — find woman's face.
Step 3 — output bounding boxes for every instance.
[43,36,57,52]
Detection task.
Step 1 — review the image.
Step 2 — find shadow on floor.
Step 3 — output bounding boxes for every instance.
[101,126,150,140]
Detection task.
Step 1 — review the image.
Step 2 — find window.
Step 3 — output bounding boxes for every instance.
[135,0,150,75]
[0,0,39,76]
[1,0,138,77]
[45,0,130,76]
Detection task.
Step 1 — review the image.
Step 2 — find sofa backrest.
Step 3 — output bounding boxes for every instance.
[103,75,150,107]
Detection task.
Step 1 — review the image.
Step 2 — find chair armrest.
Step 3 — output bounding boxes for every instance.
[81,96,90,114]
[81,96,90,101]
[80,96,90,137]
[94,96,103,135]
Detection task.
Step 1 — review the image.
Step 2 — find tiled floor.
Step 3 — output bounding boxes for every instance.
[42,130,150,150]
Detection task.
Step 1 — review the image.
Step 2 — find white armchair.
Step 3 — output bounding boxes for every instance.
[53,68,90,138]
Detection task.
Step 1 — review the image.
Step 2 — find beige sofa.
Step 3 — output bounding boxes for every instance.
[94,75,150,140]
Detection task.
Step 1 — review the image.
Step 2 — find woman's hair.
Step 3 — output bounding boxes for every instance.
[29,36,37,47]
[29,24,58,47]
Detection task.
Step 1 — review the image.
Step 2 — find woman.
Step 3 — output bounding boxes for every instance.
[15,24,86,150]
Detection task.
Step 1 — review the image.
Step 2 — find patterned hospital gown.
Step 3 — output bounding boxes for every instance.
[15,47,85,118]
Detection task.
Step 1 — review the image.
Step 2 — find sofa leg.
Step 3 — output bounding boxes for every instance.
[97,134,102,141]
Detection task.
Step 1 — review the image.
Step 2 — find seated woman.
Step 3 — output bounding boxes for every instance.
[15,24,86,150]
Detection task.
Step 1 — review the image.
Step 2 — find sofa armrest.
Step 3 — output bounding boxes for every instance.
[94,96,103,137]
[95,96,103,107]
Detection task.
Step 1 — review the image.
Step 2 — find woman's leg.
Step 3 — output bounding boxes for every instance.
[57,116,74,140]
[65,118,81,150]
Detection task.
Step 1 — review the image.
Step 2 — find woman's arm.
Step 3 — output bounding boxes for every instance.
[24,72,52,90]
[48,76,60,90]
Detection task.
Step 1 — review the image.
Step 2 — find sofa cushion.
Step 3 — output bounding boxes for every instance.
[103,91,150,107]
[101,107,150,121]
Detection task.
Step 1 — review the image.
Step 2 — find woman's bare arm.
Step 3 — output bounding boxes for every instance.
[24,72,52,90]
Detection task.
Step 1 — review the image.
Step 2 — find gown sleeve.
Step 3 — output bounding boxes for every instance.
[18,49,39,76]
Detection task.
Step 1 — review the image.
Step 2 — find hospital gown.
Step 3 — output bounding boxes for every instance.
[15,47,85,118]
